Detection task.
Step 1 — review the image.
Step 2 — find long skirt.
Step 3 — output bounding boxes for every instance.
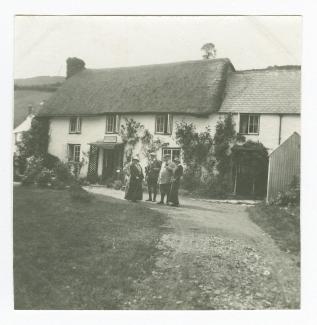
[168,181,180,205]
[125,177,143,201]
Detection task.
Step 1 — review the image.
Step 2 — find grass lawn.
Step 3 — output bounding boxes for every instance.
[247,204,300,256]
[13,185,166,309]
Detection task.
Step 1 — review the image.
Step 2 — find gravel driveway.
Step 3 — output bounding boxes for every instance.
[85,186,300,309]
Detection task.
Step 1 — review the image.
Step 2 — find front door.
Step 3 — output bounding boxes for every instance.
[102,149,115,181]
[102,146,124,181]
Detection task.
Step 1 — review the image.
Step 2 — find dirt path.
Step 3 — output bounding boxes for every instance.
[85,187,300,309]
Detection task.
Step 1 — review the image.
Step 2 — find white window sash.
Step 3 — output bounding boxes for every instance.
[247,115,259,134]
[76,117,81,133]
[167,114,173,134]
[106,115,119,133]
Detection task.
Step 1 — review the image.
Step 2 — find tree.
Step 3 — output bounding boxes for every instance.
[175,121,213,189]
[17,117,50,159]
[201,43,217,60]
[213,113,236,176]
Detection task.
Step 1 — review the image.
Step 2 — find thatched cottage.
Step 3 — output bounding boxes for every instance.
[38,58,300,182]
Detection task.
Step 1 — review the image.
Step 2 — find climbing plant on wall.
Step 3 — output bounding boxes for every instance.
[175,121,213,189]
[119,118,144,162]
[140,129,163,159]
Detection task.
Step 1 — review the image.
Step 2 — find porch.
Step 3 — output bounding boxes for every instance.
[87,141,124,183]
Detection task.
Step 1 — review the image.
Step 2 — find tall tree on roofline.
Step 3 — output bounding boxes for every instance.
[201,43,217,60]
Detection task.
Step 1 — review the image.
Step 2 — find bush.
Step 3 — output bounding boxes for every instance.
[54,161,74,184]
[69,182,92,202]
[21,156,43,186]
[78,178,90,186]
[36,168,54,187]
[43,154,59,170]
[271,176,300,207]
[113,180,123,190]
[51,178,67,190]
[181,169,201,191]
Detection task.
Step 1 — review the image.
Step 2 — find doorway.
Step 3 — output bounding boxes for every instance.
[102,146,123,181]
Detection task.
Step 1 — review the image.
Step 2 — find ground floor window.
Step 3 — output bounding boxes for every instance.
[67,144,81,176]
[68,144,81,162]
[162,147,181,162]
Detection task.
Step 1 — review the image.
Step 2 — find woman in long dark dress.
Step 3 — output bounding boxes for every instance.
[168,157,183,207]
[124,156,144,202]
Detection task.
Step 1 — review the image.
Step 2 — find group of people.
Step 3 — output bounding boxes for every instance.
[124,153,183,207]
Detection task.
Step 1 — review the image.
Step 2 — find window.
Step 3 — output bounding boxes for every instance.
[162,147,181,162]
[105,114,120,134]
[68,144,81,162]
[69,117,81,134]
[239,114,259,134]
[155,114,173,134]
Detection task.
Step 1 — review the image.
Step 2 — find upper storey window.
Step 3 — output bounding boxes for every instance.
[105,114,120,134]
[69,117,81,134]
[155,114,173,135]
[239,114,259,135]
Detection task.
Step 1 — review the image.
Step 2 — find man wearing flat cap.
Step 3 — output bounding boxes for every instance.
[145,152,162,202]
[157,154,176,204]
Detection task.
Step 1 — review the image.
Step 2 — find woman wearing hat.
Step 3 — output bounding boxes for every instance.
[124,156,144,202]
[168,156,183,207]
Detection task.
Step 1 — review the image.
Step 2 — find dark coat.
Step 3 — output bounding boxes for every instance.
[169,164,183,205]
[125,163,144,201]
[145,159,162,183]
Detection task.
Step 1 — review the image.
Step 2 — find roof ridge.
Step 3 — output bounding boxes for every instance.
[83,58,232,73]
[234,65,301,74]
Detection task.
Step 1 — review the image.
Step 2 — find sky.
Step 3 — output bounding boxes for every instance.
[14,15,302,79]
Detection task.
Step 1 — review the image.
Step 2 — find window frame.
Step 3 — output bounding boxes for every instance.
[239,114,260,135]
[69,117,81,134]
[162,147,181,162]
[67,144,81,162]
[155,114,173,135]
[105,114,120,134]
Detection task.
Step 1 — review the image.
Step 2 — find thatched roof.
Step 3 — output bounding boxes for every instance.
[38,59,233,117]
[219,66,301,114]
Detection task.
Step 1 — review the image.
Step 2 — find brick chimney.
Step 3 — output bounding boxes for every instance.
[66,57,86,79]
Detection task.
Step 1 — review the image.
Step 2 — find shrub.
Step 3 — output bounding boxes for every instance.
[113,180,123,190]
[21,156,43,186]
[36,168,54,187]
[54,161,74,184]
[69,182,92,203]
[78,178,90,186]
[181,168,201,191]
[271,177,300,207]
[43,153,60,170]
[51,178,67,190]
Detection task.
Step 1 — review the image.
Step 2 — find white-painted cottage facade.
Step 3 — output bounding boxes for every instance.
[38,59,300,182]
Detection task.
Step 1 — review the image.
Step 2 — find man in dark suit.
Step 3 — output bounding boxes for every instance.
[145,152,162,202]
[169,156,183,207]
